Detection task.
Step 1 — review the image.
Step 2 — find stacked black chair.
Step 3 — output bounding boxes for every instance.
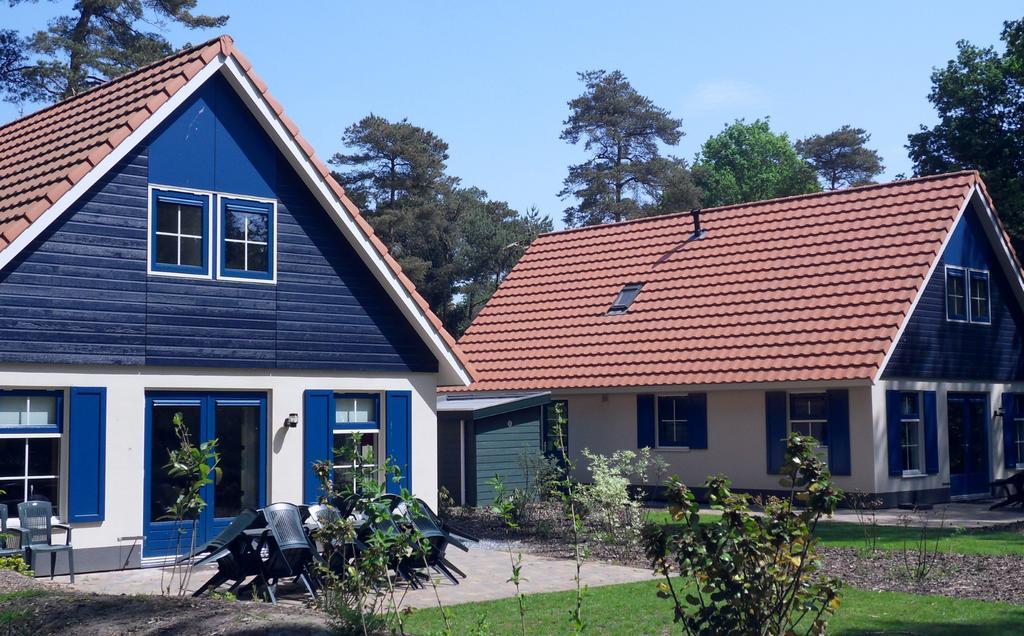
[183,508,262,597]
[255,502,322,603]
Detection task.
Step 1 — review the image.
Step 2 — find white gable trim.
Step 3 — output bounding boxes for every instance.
[874,186,1024,381]
[0,53,472,386]
[0,56,226,274]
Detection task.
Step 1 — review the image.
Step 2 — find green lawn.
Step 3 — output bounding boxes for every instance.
[405,580,1024,635]
[645,510,1024,556]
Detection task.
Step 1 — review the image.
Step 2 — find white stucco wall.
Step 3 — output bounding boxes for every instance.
[873,379,1024,497]
[0,364,438,553]
[559,385,875,495]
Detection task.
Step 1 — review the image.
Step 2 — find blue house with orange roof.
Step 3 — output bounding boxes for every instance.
[0,35,473,574]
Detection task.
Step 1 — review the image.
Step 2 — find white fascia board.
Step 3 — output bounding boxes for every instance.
[218,57,471,387]
[971,188,1024,313]
[872,185,1024,382]
[0,56,226,274]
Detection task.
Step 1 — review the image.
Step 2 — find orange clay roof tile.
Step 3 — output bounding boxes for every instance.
[0,34,473,379]
[449,172,1000,391]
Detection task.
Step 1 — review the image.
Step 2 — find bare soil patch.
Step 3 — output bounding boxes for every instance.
[0,571,328,636]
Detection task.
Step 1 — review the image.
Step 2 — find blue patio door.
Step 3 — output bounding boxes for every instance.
[144,393,267,558]
[947,393,990,498]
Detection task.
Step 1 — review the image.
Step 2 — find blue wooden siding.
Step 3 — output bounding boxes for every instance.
[883,204,1024,381]
[0,72,437,372]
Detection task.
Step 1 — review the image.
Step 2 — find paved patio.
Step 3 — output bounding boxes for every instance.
[827,500,1024,528]
[55,544,653,608]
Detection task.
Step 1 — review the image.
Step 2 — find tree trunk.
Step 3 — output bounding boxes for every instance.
[65,3,97,98]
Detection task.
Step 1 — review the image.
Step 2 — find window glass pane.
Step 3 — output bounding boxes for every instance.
[543,401,569,456]
[0,481,23,519]
[657,396,688,446]
[336,397,376,424]
[946,270,966,319]
[0,438,25,477]
[26,438,59,476]
[970,272,990,322]
[179,237,203,267]
[27,396,57,426]
[789,394,826,420]
[247,244,268,273]
[149,404,201,522]
[225,210,247,240]
[900,393,919,419]
[156,201,178,233]
[155,234,177,265]
[178,204,204,236]
[214,404,261,519]
[0,396,28,426]
[27,478,58,514]
[247,214,268,243]
[224,242,245,271]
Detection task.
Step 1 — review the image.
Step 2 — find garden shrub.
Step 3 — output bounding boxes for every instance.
[0,555,32,576]
[578,447,666,556]
[643,434,843,635]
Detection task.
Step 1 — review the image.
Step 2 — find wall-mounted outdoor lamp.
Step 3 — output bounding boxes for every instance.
[284,413,299,428]
[994,407,1005,419]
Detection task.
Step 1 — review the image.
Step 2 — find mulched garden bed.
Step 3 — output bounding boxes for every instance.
[444,505,1024,606]
[0,571,329,635]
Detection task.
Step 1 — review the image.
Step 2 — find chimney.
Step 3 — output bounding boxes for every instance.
[690,208,705,239]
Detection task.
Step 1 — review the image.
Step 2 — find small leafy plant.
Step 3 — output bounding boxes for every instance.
[160,412,220,597]
[643,433,843,636]
[490,475,528,636]
[848,490,883,554]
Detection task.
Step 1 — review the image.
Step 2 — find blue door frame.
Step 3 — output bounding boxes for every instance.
[143,392,268,558]
[947,393,990,498]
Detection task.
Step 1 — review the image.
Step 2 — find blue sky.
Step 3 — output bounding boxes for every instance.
[2,2,1021,228]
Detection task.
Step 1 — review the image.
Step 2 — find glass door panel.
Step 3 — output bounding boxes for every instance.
[213,402,262,519]
[148,404,202,523]
[947,393,990,497]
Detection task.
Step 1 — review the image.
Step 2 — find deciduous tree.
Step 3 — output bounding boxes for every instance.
[796,125,884,190]
[908,18,1024,246]
[694,119,820,207]
[1,0,227,104]
[559,70,688,226]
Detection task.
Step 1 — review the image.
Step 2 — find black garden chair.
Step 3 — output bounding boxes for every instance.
[0,506,22,559]
[182,508,263,597]
[254,502,322,603]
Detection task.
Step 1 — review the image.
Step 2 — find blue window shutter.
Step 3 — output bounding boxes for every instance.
[636,395,655,448]
[303,390,333,504]
[1003,393,1017,469]
[885,390,903,476]
[826,389,850,475]
[923,391,939,474]
[385,391,412,494]
[765,391,787,474]
[687,393,708,449]
[68,387,106,523]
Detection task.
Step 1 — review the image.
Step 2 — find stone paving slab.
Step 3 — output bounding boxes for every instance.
[54,545,653,609]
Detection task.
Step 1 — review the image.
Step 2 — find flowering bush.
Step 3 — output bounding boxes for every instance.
[578,447,666,555]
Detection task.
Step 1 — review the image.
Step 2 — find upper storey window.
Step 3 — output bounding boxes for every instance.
[149,186,276,283]
[220,197,274,281]
[150,189,210,276]
[945,266,989,324]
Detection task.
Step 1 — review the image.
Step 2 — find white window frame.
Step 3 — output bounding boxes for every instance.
[0,391,66,523]
[147,184,278,284]
[215,192,279,285]
[331,393,383,491]
[944,264,991,325]
[898,391,925,477]
[147,184,214,281]
[787,392,829,456]
[655,394,690,451]
[332,428,380,492]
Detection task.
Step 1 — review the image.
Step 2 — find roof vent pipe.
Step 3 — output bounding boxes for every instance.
[690,208,706,239]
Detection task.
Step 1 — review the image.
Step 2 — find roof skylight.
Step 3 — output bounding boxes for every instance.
[608,283,643,315]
